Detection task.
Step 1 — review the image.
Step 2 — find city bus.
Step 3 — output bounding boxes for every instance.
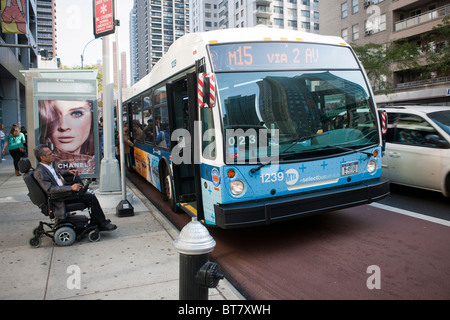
[122,27,390,229]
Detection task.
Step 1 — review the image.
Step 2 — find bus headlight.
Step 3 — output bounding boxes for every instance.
[367,160,377,173]
[230,180,245,195]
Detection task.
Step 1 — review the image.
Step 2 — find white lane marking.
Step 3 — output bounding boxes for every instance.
[370,203,450,227]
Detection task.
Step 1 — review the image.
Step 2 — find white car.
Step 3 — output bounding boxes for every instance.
[380,105,450,197]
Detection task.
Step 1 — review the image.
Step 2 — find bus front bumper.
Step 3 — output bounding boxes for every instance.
[213,178,390,229]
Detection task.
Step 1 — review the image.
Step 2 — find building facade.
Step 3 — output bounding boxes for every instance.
[190,0,320,33]
[130,0,190,84]
[0,0,38,130]
[36,0,56,58]
[320,0,450,105]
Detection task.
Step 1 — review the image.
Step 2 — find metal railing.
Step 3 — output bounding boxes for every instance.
[395,76,450,89]
[394,4,450,32]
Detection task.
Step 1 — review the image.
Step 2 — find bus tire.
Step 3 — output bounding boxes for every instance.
[163,167,182,213]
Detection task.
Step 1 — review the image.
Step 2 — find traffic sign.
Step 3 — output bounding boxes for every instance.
[93,0,115,38]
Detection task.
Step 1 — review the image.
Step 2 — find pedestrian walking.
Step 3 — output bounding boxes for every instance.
[2,124,26,175]
[0,124,6,161]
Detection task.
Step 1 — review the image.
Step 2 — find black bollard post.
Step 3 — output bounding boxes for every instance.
[174,217,222,300]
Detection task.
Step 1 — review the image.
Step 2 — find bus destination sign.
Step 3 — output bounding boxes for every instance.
[209,42,359,72]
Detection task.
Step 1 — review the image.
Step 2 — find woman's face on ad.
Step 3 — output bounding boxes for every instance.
[50,100,92,154]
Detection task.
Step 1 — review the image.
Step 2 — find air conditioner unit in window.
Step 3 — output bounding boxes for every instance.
[365,29,373,35]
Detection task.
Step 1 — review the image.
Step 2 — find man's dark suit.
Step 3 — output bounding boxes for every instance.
[33,163,107,225]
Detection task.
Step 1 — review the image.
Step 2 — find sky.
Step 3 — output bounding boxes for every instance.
[56,0,133,75]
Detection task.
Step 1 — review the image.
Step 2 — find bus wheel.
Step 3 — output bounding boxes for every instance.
[163,168,182,213]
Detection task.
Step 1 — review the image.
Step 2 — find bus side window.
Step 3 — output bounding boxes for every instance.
[132,117,144,142]
[154,105,170,149]
[201,107,215,159]
[143,94,153,145]
[131,98,143,142]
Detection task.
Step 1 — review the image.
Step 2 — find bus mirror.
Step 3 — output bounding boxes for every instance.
[198,73,215,108]
[203,76,211,106]
[378,110,387,135]
[378,110,387,151]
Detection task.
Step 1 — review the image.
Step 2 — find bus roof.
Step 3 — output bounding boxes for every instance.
[123,27,349,102]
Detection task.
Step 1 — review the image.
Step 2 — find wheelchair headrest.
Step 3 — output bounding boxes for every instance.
[18,158,33,174]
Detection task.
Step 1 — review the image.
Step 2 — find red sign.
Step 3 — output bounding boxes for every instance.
[93,0,115,38]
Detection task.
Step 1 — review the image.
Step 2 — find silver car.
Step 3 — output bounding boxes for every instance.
[381,105,450,197]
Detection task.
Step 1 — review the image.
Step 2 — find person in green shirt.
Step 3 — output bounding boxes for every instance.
[2,124,26,176]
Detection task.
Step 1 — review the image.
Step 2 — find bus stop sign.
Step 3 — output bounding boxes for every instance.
[93,0,115,38]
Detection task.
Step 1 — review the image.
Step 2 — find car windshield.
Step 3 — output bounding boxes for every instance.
[215,70,379,163]
[428,111,450,135]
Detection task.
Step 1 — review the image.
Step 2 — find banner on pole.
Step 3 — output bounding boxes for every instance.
[1,0,26,34]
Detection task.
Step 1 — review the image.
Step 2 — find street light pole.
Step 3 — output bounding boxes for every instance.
[81,38,100,69]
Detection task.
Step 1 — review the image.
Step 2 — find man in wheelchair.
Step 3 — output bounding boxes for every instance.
[33,144,117,232]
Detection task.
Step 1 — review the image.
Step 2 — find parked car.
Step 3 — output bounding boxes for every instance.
[380,105,450,197]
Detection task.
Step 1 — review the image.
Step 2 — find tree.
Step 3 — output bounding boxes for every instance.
[422,16,450,78]
[352,16,450,92]
[352,42,390,91]
[352,41,420,92]
[60,64,103,94]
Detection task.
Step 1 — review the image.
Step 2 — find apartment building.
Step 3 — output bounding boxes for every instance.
[130,0,190,83]
[0,0,38,129]
[36,0,56,58]
[320,0,450,105]
[190,0,320,33]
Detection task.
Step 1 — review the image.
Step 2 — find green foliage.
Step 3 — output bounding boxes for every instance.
[352,41,420,92]
[352,16,450,92]
[61,64,103,93]
[423,16,450,76]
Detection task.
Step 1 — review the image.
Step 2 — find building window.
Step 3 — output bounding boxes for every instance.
[365,13,386,34]
[274,6,283,14]
[352,0,358,14]
[341,2,348,19]
[341,28,348,42]
[352,24,359,41]
[301,21,310,29]
[274,18,283,26]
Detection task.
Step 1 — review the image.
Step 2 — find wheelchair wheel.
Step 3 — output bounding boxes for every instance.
[54,226,76,246]
[29,237,42,248]
[88,230,100,242]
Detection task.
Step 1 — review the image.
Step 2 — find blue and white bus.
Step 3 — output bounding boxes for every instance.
[123,27,389,228]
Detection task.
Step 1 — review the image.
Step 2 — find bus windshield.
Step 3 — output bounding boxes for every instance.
[215,70,379,163]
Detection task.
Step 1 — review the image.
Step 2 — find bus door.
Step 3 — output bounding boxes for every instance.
[167,75,203,219]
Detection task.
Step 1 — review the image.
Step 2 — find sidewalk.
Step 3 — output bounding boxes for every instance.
[0,156,243,300]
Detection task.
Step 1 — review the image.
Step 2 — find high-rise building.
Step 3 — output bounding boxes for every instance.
[130,0,190,84]
[190,0,320,33]
[320,0,450,105]
[0,0,38,129]
[130,5,138,85]
[36,0,56,59]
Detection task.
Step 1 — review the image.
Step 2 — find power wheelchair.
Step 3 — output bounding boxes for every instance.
[19,158,102,248]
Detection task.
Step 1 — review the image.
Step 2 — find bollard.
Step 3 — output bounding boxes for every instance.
[173,217,224,300]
